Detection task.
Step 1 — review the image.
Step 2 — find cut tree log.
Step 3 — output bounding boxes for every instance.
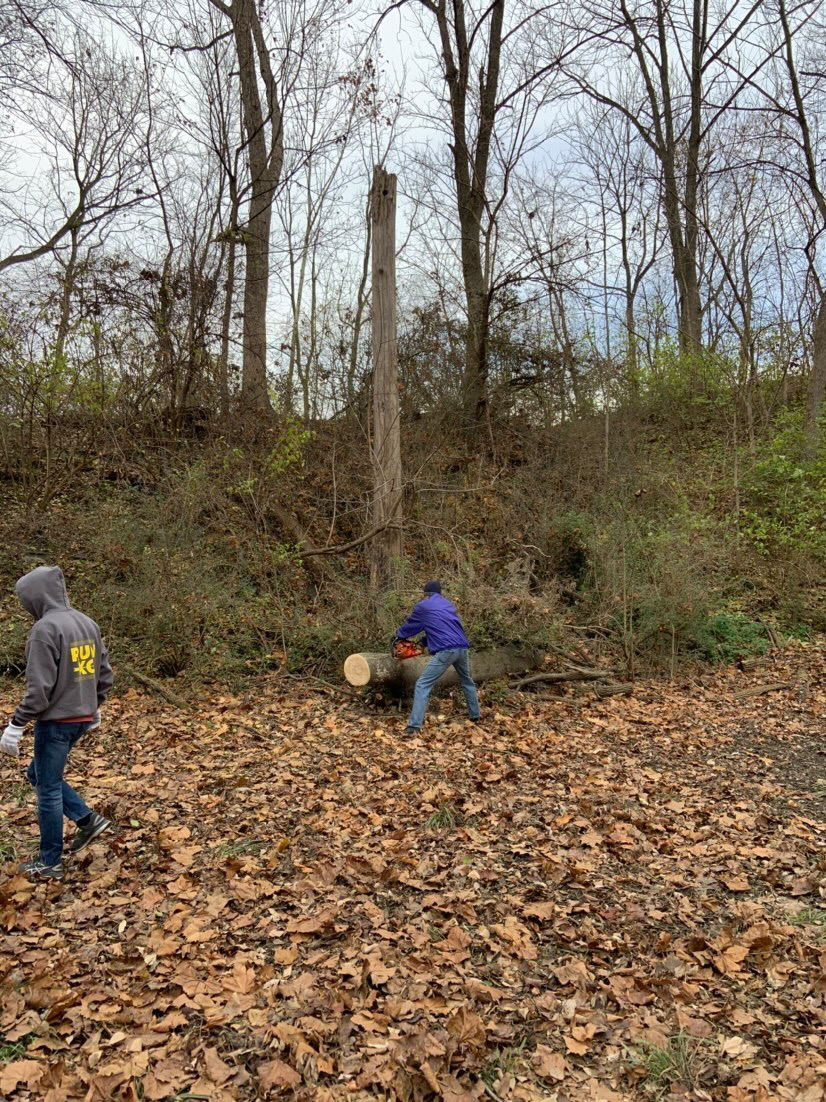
[343,646,544,690]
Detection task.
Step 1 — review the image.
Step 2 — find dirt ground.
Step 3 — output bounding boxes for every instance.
[1,642,824,1101]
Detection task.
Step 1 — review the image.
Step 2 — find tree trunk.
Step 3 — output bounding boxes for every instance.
[218,231,237,419]
[774,0,826,451]
[369,166,403,597]
[426,0,504,438]
[681,0,705,353]
[344,646,544,690]
[618,0,705,358]
[662,168,702,354]
[804,294,826,452]
[549,282,581,415]
[239,155,274,416]
[218,176,241,421]
[676,247,703,353]
[222,0,283,420]
[155,260,176,419]
[54,227,79,369]
[619,207,638,387]
[463,279,489,429]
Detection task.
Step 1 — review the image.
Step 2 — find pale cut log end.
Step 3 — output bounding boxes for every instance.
[344,653,372,687]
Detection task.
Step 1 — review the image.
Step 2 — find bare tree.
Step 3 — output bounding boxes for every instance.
[401,0,569,438]
[180,2,245,420]
[0,1,75,105]
[275,47,364,420]
[564,0,767,356]
[720,0,826,444]
[700,126,782,446]
[504,173,588,419]
[772,0,826,446]
[206,0,284,419]
[0,28,150,275]
[573,99,664,388]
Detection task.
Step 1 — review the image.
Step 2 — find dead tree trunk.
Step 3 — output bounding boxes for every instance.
[369,166,403,597]
[344,646,544,690]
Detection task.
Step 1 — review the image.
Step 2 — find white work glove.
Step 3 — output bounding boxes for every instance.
[87,710,101,732]
[0,723,25,758]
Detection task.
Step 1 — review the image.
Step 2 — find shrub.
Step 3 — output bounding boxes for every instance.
[740,411,826,565]
[689,611,768,662]
[637,342,734,423]
[569,501,757,669]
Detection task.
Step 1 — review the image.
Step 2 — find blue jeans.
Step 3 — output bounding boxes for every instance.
[407,647,480,730]
[26,720,93,865]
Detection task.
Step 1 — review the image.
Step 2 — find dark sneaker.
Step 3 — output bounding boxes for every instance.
[403,726,420,736]
[19,857,64,881]
[69,813,112,854]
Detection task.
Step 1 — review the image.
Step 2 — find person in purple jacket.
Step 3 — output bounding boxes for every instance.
[395,580,480,735]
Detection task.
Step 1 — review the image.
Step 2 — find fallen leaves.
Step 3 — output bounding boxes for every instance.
[0,1059,44,1093]
[720,873,751,892]
[531,1045,567,1081]
[1,643,825,1100]
[285,906,338,935]
[258,1057,302,1090]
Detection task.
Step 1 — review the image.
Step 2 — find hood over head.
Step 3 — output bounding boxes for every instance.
[16,565,70,619]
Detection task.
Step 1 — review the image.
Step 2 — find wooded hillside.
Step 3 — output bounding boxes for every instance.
[1,1,824,689]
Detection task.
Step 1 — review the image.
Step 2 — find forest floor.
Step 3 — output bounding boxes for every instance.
[0,642,825,1102]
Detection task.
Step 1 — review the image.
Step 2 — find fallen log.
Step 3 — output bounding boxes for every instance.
[593,681,634,698]
[513,668,616,690]
[732,680,791,701]
[124,666,191,710]
[343,646,544,689]
[737,656,770,672]
[571,680,634,698]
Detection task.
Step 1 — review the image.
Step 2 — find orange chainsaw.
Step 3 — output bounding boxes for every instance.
[392,637,425,660]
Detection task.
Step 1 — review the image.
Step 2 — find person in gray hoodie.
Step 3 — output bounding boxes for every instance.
[1,566,114,880]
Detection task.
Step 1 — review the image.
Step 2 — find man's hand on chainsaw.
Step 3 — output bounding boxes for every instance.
[392,638,425,660]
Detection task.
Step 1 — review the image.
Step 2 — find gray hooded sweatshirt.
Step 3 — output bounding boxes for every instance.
[12,566,113,726]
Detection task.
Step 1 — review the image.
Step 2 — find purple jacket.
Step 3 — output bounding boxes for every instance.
[396,593,470,653]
